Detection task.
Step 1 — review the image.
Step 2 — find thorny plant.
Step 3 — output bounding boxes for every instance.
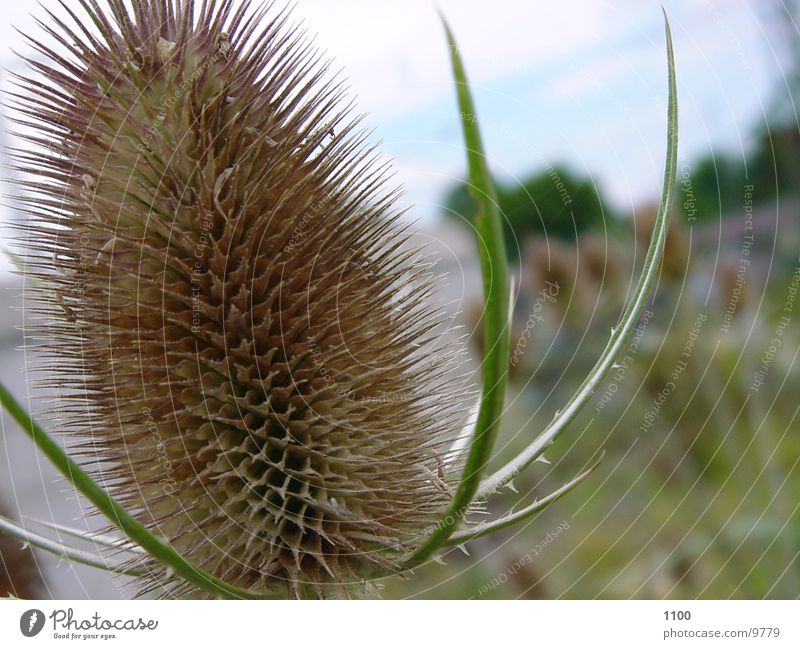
[0,0,677,598]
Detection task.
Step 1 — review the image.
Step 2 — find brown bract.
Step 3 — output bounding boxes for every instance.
[9,0,466,597]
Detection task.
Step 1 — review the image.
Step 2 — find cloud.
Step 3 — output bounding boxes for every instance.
[290,0,631,115]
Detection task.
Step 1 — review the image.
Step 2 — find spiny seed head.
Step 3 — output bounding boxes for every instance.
[9,0,468,597]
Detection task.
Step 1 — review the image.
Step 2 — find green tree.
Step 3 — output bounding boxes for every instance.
[442,165,614,261]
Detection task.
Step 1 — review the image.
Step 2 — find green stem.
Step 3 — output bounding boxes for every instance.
[0,513,144,577]
[446,453,603,546]
[404,14,511,568]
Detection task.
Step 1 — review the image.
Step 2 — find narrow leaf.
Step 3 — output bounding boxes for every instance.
[404,13,511,568]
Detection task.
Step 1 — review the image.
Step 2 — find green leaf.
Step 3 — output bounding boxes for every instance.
[404,13,512,569]
[477,10,679,499]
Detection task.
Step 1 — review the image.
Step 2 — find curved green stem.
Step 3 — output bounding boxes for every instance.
[404,14,511,568]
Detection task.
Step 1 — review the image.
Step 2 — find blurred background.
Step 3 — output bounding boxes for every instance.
[1,0,798,598]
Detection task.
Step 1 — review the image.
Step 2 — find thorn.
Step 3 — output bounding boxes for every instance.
[535,454,551,465]
[506,479,518,493]
[93,238,114,265]
[432,555,447,566]
[157,37,176,60]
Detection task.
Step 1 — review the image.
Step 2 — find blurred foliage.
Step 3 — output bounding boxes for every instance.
[443,116,800,241]
[680,154,748,222]
[748,124,800,199]
[442,166,615,261]
[386,212,800,598]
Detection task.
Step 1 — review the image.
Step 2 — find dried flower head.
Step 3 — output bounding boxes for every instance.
[10,0,467,597]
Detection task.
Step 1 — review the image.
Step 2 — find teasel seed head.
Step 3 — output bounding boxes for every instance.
[9,0,468,597]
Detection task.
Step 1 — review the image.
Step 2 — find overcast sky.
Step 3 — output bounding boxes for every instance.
[0,0,788,275]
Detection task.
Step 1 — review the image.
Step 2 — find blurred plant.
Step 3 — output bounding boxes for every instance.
[444,165,615,261]
[0,0,677,599]
[490,206,800,598]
